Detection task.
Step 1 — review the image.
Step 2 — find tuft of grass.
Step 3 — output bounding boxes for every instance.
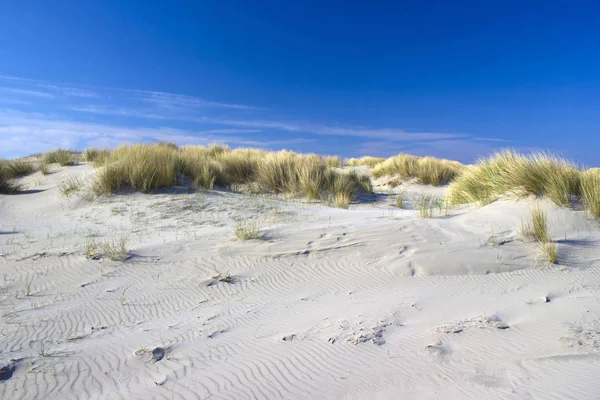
[448,150,580,207]
[92,144,178,195]
[540,241,558,264]
[332,192,350,209]
[371,154,461,186]
[415,157,463,186]
[84,148,111,165]
[38,157,51,175]
[58,176,83,198]
[193,163,219,190]
[521,204,558,264]
[234,220,262,240]
[6,159,36,177]
[521,204,550,243]
[416,195,444,218]
[394,191,405,208]
[372,154,419,180]
[0,161,21,194]
[44,149,76,166]
[103,235,129,261]
[344,156,386,168]
[581,170,600,218]
[325,156,343,168]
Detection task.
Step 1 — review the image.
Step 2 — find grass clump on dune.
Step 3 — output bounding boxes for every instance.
[44,149,77,166]
[521,204,558,264]
[0,161,21,194]
[581,170,600,218]
[448,150,581,207]
[5,159,36,177]
[372,154,462,186]
[84,148,111,164]
[325,156,343,168]
[91,144,370,207]
[344,156,386,168]
[93,144,178,195]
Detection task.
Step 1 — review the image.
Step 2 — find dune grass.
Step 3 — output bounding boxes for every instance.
[44,149,77,166]
[447,150,581,207]
[0,161,21,194]
[38,157,51,175]
[84,148,111,164]
[416,195,446,218]
[91,144,371,207]
[372,154,462,186]
[344,156,385,168]
[522,204,550,243]
[394,191,405,208]
[92,144,179,194]
[58,176,83,198]
[325,156,343,168]
[581,170,600,218]
[234,220,262,240]
[521,204,558,264]
[5,159,36,177]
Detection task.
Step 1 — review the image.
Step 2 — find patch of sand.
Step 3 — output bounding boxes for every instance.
[1,164,600,399]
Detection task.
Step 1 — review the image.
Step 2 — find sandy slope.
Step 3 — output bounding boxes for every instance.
[1,164,600,399]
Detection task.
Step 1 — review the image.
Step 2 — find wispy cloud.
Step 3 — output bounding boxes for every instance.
[133,91,262,110]
[70,105,465,142]
[0,109,307,157]
[0,75,98,98]
[0,97,32,105]
[0,87,56,98]
[39,84,98,98]
[0,75,504,162]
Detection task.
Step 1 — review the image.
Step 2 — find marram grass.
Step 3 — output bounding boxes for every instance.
[89,144,371,208]
[372,154,462,186]
[447,150,581,207]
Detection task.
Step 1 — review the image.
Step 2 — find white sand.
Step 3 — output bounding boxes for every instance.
[1,164,600,399]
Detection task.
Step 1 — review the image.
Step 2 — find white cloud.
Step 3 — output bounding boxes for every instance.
[0,87,56,98]
[132,90,262,110]
[0,75,510,163]
[0,109,312,157]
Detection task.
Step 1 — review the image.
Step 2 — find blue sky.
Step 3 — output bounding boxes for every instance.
[0,1,598,165]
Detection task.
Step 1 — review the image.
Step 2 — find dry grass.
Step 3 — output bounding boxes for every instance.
[372,154,461,186]
[394,191,405,208]
[38,157,51,175]
[581,170,600,218]
[448,150,581,207]
[522,204,550,243]
[103,235,129,261]
[91,144,370,207]
[325,156,342,168]
[416,157,463,186]
[234,220,262,240]
[521,204,558,264]
[333,192,350,209]
[92,144,178,195]
[84,148,111,164]
[540,241,558,264]
[44,149,77,166]
[344,156,386,168]
[416,195,445,218]
[5,159,36,177]
[0,161,21,194]
[58,176,83,198]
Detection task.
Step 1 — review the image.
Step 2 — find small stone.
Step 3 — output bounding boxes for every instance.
[151,347,165,362]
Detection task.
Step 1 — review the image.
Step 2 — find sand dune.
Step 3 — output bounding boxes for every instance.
[1,164,600,399]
